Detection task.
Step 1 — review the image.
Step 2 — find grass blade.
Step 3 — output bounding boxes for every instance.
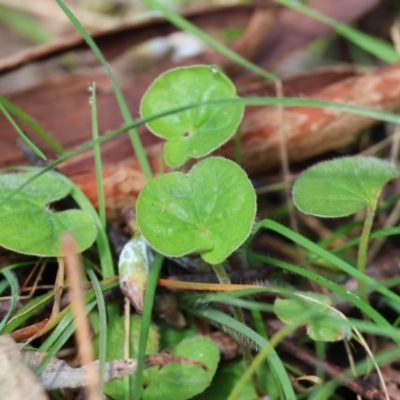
[87,267,107,396]
[0,96,65,154]
[188,305,296,400]
[133,253,163,398]
[89,83,106,228]
[142,0,277,82]
[0,268,19,332]
[0,101,46,160]
[275,0,400,64]
[55,0,153,181]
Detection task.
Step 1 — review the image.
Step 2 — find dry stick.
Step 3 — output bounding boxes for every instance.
[212,263,263,397]
[0,261,46,301]
[18,260,65,349]
[20,258,42,290]
[62,234,100,400]
[343,340,362,400]
[51,257,65,318]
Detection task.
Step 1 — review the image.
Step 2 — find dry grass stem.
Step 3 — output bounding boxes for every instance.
[62,233,100,400]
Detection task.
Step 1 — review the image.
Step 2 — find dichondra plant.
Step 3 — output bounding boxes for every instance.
[140,65,244,169]
[293,156,399,304]
[0,170,96,257]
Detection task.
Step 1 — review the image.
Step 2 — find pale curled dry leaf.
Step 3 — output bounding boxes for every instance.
[0,335,48,400]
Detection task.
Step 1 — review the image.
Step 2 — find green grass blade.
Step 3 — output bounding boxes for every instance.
[228,321,303,400]
[142,0,277,82]
[133,253,163,398]
[252,219,400,306]
[90,83,106,228]
[0,5,50,44]
[55,0,153,181]
[275,0,400,64]
[38,277,117,353]
[248,252,400,347]
[188,305,296,400]
[36,300,97,375]
[0,268,19,332]
[331,226,400,254]
[87,267,107,396]
[3,289,53,333]
[0,280,9,296]
[68,182,114,279]
[311,346,400,400]
[0,97,65,154]
[250,309,269,340]
[0,101,46,160]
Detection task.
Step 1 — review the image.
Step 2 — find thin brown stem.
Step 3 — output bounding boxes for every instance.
[357,202,377,306]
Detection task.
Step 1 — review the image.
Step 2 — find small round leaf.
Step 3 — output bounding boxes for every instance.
[0,171,97,256]
[140,65,244,168]
[143,336,219,400]
[136,157,256,264]
[293,156,399,217]
[274,293,351,342]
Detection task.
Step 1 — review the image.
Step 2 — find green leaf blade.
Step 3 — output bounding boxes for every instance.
[293,156,399,217]
[0,172,97,256]
[143,336,219,400]
[274,293,351,342]
[140,65,244,168]
[136,157,256,264]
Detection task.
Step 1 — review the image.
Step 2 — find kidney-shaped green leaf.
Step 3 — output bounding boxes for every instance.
[293,156,399,217]
[0,171,97,256]
[143,336,219,400]
[136,157,256,264]
[140,65,244,168]
[274,293,351,342]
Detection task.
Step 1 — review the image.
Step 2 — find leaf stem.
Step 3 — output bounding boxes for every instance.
[357,200,378,305]
[212,263,263,397]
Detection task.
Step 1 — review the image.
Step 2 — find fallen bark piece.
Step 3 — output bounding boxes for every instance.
[0,335,48,400]
[219,61,400,174]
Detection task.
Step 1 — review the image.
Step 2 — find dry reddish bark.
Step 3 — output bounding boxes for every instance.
[220,62,400,174]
